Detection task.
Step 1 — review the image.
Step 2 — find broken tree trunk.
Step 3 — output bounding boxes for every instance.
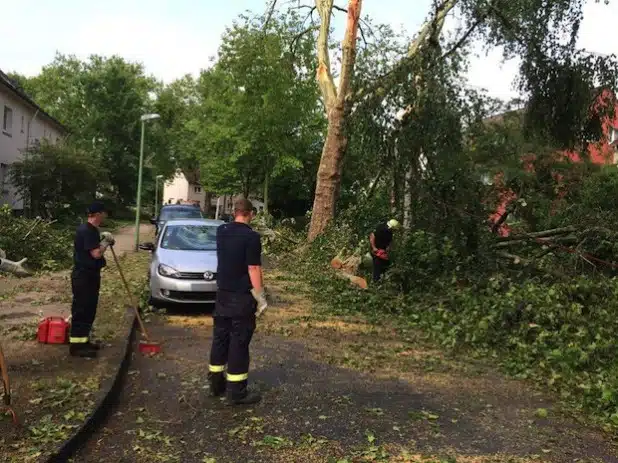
[307,0,363,241]
[308,105,348,241]
[331,245,368,289]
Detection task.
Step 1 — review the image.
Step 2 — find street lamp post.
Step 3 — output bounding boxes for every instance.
[134,113,160,251]
[155,175,164,218]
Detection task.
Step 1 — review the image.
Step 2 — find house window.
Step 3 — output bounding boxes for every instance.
[2,106,13,135]
[21,115,25,133]
[194,186,202,193]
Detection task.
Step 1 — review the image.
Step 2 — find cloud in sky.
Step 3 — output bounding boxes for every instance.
[1,0,616,101]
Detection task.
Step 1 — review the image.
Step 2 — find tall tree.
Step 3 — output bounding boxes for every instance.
[12,54,158,204]
[301,0,618,240]
[307,0,363,240]
[176,11,322,212]
[217,11,321,213]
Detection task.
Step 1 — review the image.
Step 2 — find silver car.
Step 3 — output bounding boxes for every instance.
[148,218,223,306]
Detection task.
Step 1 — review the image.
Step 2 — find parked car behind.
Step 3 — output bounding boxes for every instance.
[146,218,224,307]
[151,204,203,235]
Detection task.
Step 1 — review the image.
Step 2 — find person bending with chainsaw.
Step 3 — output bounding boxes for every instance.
[369,219,400,282]
[69,202,115,358]
[208,198,267,405]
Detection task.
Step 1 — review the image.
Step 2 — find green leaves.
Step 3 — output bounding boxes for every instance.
[0,205,73,270]
[10,141,100,221]
[16,53,159,205]
[161,11,323,211]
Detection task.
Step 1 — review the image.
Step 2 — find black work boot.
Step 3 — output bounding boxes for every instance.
[227,381,261,405]
[85,340,104,350]
[207,372,226,397]
[227,391,262,406]
[69,343,98,358]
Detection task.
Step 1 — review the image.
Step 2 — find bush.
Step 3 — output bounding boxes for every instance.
[409,276,618,427]
[0,206,73,271]
[289,231,618,428]
[10,141,100,222]
[277,203,618,429]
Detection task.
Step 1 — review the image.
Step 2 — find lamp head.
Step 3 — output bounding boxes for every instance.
[141,113,160,122]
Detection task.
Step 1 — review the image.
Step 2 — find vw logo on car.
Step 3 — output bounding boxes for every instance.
[203,271,214,281]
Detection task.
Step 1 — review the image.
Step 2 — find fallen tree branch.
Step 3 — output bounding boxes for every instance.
[492,234,579,248]
[333,268,368,289]
[497,226,577,241]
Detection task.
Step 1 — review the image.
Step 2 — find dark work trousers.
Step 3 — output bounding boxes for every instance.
[209,291,257,399]
[372,254,390,282]
[70,268,101,343]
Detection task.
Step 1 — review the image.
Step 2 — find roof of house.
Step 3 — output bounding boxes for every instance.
[0,69,68,133]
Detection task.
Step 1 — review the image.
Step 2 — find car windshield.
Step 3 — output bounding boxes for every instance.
[160,224,217,251]
[159,207,202,221]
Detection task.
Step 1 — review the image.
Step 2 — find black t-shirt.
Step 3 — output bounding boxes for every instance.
[216,221,262,293]
[373,223,393,250]
[73,223,105,271]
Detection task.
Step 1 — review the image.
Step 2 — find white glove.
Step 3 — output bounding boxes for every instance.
[0,257,30,277]
[251,288,268,317]
[101,232,115,248]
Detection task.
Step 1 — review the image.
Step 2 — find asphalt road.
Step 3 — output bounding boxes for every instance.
[73,307,618,463]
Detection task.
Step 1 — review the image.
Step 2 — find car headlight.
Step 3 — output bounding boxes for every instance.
[158,264,179,278]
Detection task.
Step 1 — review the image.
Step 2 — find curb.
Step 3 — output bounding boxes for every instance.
[45,310,137,463]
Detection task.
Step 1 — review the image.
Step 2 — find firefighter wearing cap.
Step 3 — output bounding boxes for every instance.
[69,202,115,358]
[208,198,266,405]
[369,219,400,282]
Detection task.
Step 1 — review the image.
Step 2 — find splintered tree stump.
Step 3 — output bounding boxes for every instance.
[331,257,344,270]
[331,254,367,289]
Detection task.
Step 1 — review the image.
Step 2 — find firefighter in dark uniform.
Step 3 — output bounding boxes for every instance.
[69,202,115,358]
[208,198,267,405]
[369,219,400,282]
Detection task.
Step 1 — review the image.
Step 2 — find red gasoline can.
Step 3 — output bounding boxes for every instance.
[37,317,69,344]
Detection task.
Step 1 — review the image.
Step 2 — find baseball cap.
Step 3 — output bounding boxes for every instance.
[87,202,107,215]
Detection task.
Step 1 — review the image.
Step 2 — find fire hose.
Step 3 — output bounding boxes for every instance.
[0,342,18,425]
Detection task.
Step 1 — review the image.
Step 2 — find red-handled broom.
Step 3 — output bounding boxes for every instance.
[110,246,162,354]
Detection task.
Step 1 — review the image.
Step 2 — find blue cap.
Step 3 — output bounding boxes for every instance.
[87,202,107,215]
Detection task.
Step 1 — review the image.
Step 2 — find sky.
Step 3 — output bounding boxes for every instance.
[1,0,617,101]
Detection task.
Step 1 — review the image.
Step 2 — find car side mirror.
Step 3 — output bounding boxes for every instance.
[139,242,155,252]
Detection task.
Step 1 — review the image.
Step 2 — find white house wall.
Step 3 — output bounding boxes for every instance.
[0,88,64,209]
[187,183,206,205]
[210,195,265,215]
[162,171,190,205]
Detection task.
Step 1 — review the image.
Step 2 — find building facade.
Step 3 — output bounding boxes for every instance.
[162,169,265,216]
[162,169,207,208]
[0,70,66,209]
